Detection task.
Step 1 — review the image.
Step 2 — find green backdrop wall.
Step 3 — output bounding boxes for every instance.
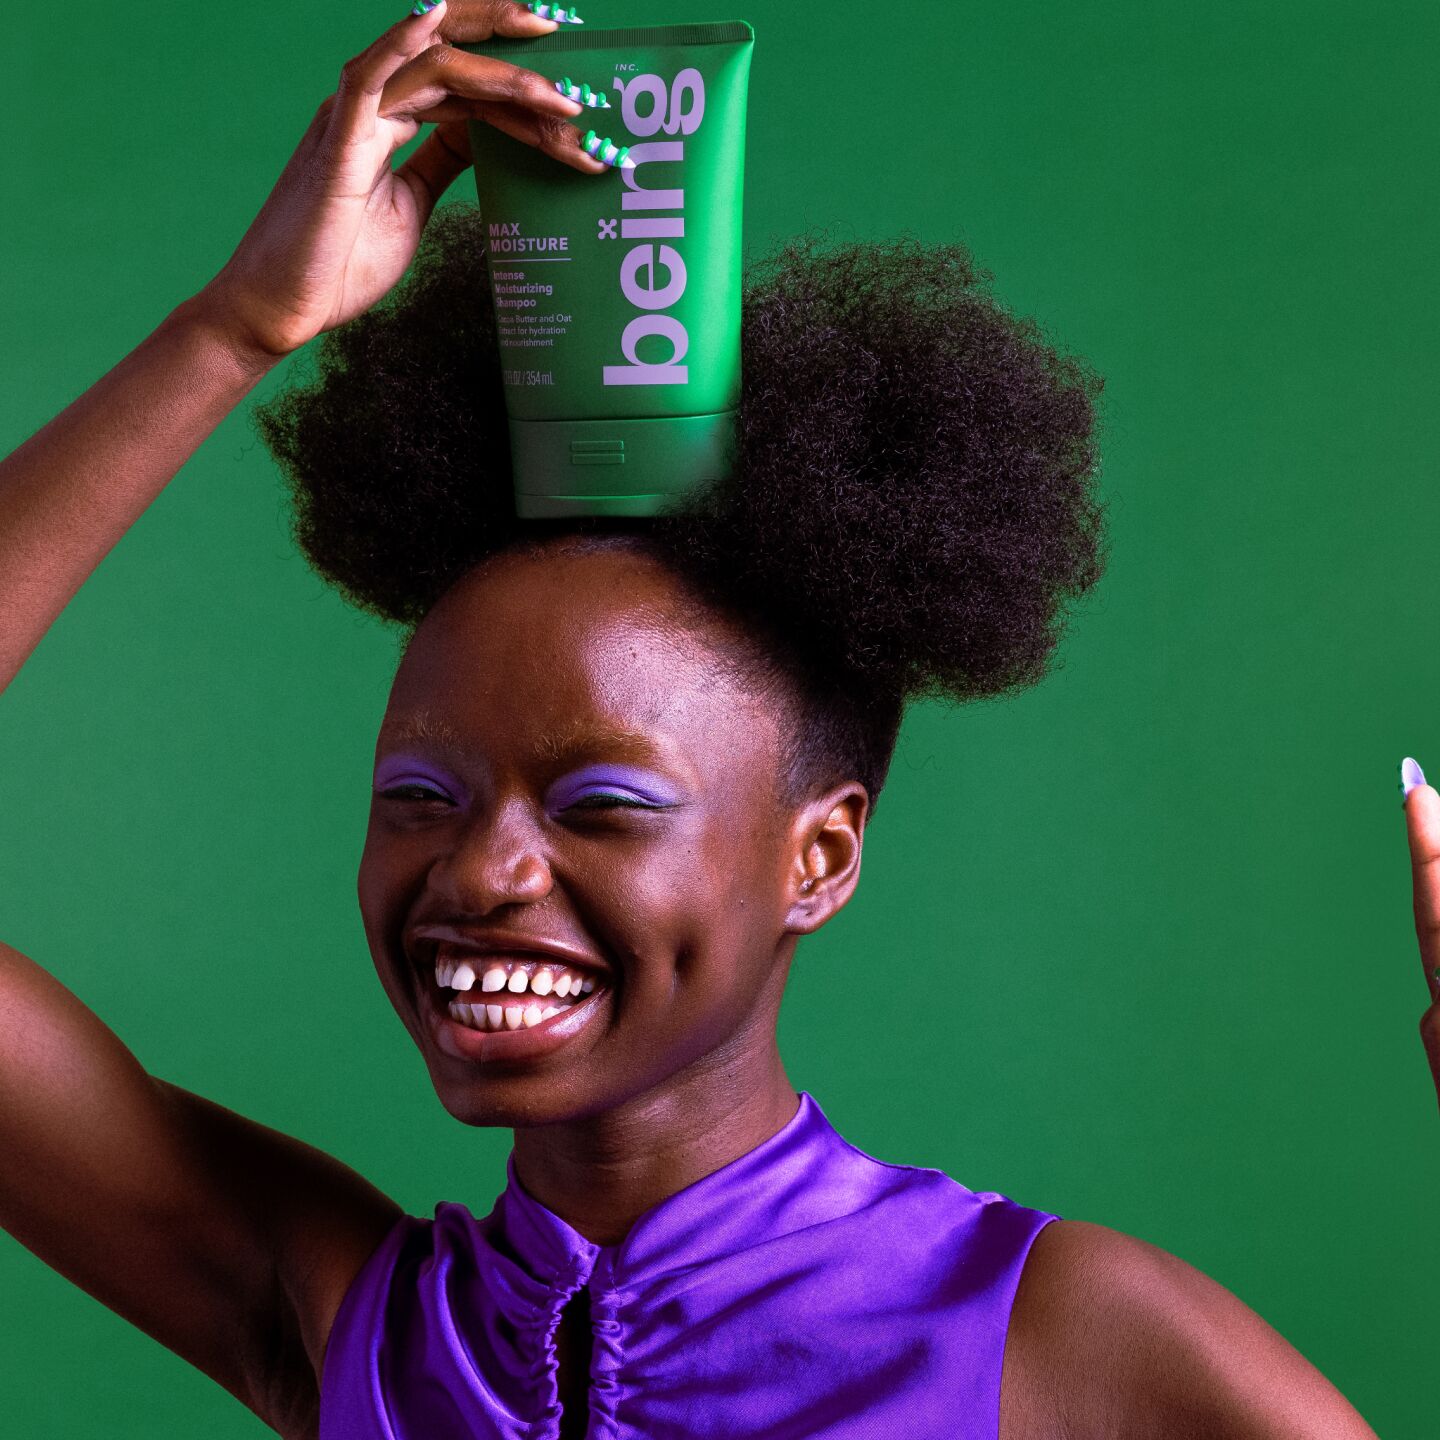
[3,0,1436,1434]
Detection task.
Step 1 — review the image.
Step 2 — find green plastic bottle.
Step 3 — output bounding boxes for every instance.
[460,21,755,518]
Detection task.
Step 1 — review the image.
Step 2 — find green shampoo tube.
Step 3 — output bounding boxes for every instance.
[459,21,754,518]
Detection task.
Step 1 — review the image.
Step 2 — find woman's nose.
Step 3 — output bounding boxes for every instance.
[431,802,554,911]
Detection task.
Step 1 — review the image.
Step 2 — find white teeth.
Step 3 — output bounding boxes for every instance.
[445,990,590,1032]
[438,957,599,1025]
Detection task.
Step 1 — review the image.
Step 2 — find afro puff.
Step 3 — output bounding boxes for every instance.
[253,207,1108,813]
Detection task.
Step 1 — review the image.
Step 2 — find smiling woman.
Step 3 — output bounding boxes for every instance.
[237,190,1380,1434]
[0,2,1395,1438]
[254,205,1110,1159]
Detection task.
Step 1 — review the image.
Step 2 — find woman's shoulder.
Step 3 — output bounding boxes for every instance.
[1000,1220,1379,1440]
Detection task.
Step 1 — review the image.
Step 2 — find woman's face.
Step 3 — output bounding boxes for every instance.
[358,540,848,1128]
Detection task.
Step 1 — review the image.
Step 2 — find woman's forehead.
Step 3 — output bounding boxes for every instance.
[421,542,708,646]
[384,547,783,773]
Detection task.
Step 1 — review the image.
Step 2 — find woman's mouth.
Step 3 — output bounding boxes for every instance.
[435,951,598,1031]
[420,945,611,1060]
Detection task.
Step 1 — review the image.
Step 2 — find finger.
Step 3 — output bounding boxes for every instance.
[381,45,586,123]
[1403,780,1440,1001]
[1421,1001,1440,1113]
[395,121,474,224]
[437,0,569,41]
[331,1,453,133]
[467,100,610,173]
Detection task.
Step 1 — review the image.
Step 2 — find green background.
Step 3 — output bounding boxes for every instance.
[2,0,1435,1433]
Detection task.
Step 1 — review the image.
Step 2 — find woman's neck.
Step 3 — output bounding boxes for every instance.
[510,1044,799,1247]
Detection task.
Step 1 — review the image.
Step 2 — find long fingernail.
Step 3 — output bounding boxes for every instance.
[556,77,612,108]
[528,2,584,23]
[409,0,445,14]
[582,131,633,169]
[1400,756,1426,803]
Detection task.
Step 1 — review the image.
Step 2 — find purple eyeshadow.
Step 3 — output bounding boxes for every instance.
[547,764,680,811]
[374,754,464,800]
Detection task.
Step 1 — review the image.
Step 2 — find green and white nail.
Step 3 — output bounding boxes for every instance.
[556,77,611,108]
[528,2,584,23]
[582,130,633,169]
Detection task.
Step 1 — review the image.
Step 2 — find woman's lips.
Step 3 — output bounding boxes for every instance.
[423,979,609,1063]
[408,924,610,980]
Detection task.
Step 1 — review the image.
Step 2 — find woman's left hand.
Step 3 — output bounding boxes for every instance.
[1400,759,1440,1109]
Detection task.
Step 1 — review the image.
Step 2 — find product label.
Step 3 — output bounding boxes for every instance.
[601,68,703,389]
[470,34,745,419]
[487,221,572,381]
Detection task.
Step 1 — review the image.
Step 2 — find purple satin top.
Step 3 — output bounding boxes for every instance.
[319,1092,1060,1438]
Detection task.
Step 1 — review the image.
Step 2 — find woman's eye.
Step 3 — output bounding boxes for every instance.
[377,785,453,804]
[564,791,657,811]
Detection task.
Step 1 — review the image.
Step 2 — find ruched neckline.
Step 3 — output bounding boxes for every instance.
[320,1090,1061,1440]
[490,1091,865,1286]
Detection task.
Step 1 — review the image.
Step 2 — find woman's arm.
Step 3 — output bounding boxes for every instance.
[1,0,599,697]
[0,2,598,1430]
[0,298,276,692]
[0,940,404,1436]
[1003,1219,1380,1439]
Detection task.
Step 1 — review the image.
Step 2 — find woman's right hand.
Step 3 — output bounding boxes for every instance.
[198,0,606,363]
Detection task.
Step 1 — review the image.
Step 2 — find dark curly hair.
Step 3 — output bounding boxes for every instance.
[253,206,1108,816]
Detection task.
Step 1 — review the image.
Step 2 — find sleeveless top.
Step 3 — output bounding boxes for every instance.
[319,1091,1060,1439]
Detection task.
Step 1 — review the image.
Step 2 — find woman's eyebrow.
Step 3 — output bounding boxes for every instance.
[378,713,668,768]
[377,712,464,752]
[530,721,668,768]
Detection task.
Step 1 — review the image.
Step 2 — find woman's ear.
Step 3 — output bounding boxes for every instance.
[785,782,869,934]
